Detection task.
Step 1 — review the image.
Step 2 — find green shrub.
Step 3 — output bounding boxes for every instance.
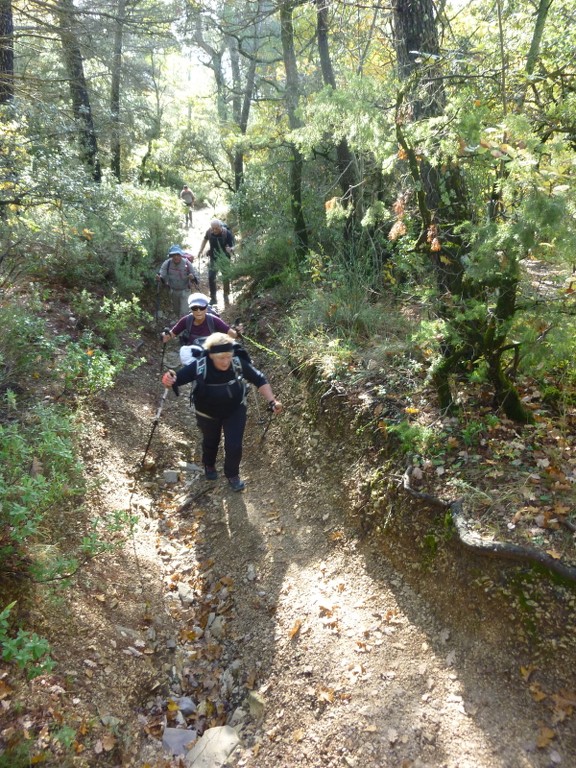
[55,331,138,397]
[0,403,85,564]
[0,301,57,397]
[0,602,55,679]
[69,290,151,349]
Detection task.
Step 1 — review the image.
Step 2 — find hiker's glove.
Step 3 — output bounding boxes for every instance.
[162,370,176,387]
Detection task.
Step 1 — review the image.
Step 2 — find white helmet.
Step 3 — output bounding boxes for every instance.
[187,292,210,309]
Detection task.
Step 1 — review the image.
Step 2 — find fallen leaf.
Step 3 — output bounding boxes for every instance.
[529,683,547,702]
[102,732,116,751]
[316,686,335,703]
[520,664,537,682]
[0,679,13,699]
[536,726,556,748]
[289,619,302,640]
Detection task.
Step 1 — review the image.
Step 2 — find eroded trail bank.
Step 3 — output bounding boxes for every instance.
[98,329,575,768]
[18,315,574,768]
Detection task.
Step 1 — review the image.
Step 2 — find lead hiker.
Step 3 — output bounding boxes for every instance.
[162,332,283,491]
[197,219,235,307]
[157,244,200,321]
[180,185,195,227]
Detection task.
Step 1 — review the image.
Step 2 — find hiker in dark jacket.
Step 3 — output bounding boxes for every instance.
[162,332,282,491]
[161,293,242,365]
[197,219,235,307]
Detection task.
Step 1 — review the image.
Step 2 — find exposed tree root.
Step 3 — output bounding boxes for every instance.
[402,467,576,584]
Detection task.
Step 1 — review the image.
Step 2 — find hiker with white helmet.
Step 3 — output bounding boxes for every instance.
[161,293,243,366]
[157,245,199,320]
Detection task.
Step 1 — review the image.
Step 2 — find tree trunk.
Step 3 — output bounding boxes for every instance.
[393,0,445,120]
[315,0,362,229]
[280,1,308,258]
[110,0,126,181]
[0,0,13,104]
[57,0,102,182]
[485,276,534,423]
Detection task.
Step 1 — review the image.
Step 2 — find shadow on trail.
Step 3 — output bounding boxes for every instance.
[184,392,576,767]
[124,306,576,766]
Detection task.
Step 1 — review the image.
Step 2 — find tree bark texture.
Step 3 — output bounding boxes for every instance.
[393,0,445,120]
[110,0,126,181]
[0,0,13,103]
[315,0,362,226]
[57,0,102,182]
[280,1,309,257]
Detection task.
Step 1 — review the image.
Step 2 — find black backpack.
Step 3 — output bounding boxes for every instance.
[189,342,252,407]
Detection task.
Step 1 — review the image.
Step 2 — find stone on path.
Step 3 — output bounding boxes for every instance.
[184,725,241,767]
[162,726,197,756]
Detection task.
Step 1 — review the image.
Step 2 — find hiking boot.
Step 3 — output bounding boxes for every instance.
[228,476,245,492]
[204,465,218,480]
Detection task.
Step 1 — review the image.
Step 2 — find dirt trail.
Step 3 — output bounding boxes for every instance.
[98,312,573,768]
[25,212,574,768]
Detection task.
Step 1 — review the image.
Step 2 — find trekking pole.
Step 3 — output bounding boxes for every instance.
[259,401,276,444]
[154,280,161,325]
[139,387,170,468]
[159,326,170,373]
[252,385,264,424]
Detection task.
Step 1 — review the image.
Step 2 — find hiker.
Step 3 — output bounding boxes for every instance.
[161,292,243,365]
[197,219,235,307]
[162,332,283,491]
[157,244,200,320]
[180,185,195,227]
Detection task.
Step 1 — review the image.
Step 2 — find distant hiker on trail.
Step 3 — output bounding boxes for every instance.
[197,219,235,307]
[157,244,200,321]
[162,332,283,491]
[161,292,243,365]
[180,185,195,227]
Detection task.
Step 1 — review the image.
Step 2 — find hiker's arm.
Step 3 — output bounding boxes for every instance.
[162,361,197,389]
[162,318,186,343]
[257,383,282,413]
[197,236,208,258]
[156,262,167,282]
[230,321,244,338]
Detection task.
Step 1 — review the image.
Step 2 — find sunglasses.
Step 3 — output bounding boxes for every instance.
[190,306,207,312]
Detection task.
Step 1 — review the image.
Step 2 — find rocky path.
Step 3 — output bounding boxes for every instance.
[58,212,575,768]
[107,332,573,768]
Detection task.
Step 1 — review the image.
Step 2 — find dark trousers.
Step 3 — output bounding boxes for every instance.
[196,404,247,478]
[208,261,231,305]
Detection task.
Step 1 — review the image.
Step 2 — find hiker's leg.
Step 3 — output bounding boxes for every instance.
[223,278,231,307]
[222,404,247,479]
[170,289,181,320]
[208,264,218,305]
[196,414,222,468]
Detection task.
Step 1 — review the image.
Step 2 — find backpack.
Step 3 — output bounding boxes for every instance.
[179,310,217,346]
[189,343,251,408]
[221,224,235,247]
